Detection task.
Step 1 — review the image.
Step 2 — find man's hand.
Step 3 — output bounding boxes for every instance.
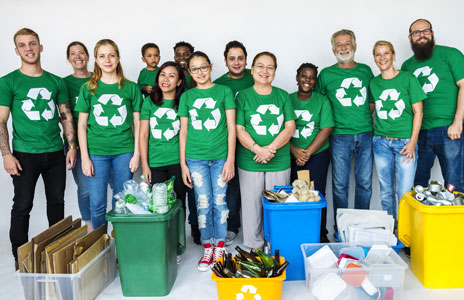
[3,153,22,176]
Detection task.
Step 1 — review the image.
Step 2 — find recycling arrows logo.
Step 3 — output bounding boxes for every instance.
[235,285,261,300]
[293,110,314,139]
[21,88,56,121]
[413,66,439,94]
[375,89,405,120]
[188,97,221,131]
[250,104,284,136]
[335,77,367,107]
[150,108,179,140]
[93,94,127,127]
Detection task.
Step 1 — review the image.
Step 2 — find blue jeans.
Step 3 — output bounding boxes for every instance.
[88,152,133,229]
[415,126,463,191]
[373,136,417,219]
[65,145,90,221]
[186,158,229,245]
[330,132,373,221]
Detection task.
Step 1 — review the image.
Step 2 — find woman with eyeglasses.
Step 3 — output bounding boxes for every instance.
[178,51,236,271]
[370,40,425,220]
[235,51,296,251]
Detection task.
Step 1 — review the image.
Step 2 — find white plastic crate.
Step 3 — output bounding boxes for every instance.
[17,241,116,300]
[301,243,407,300]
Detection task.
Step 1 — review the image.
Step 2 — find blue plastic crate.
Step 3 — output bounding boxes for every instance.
[334,232,405,255]
[263,188,327,281]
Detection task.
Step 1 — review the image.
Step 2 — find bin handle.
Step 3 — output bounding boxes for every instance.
[177,205,186,255]
[36,278,64,300]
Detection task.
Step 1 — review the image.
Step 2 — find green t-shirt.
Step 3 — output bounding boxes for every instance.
[75,79,143,156]
[290,92,334,155]
[63,74,91,122]
[137,67,159,94]
[401,45,464,130]
[0,69,68,153]
[213,69,254,96]
[315,63,374,135]
[369,71,426,138]
[236,86,296,172]
[140,98,180,167]
[178,84,236,160]
[185,74,193,90]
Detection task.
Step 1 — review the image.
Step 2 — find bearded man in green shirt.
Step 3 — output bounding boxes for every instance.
[0,28,77,269]
[402,19,464,191]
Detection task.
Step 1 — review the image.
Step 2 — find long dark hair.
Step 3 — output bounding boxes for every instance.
[150,61,186,109]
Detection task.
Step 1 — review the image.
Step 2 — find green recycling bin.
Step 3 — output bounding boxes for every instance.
[106,199,186,297]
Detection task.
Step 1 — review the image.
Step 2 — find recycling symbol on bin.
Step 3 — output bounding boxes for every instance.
[150,108,179,140]
[236,285,262,300]
[250,104,284,136]
[188,97,221,131]
[335,77,367,107]
[413,66,439,94]
[375,89,405,120]
[93,94,127,127]
[293,110,314,139]
[21,88,56,121]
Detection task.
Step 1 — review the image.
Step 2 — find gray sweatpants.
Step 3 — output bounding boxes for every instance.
[238,167,291,248]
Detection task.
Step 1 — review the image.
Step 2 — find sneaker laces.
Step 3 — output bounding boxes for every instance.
[213,246,226,264]
[199,247,214,265]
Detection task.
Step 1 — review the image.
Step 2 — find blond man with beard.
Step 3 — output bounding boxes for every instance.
[315,29,374,229]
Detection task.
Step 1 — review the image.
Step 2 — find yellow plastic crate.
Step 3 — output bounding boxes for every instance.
[211,257,286,300]
[398,192,464,288]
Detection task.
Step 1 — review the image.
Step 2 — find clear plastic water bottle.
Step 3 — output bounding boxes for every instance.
[152,183,168,214]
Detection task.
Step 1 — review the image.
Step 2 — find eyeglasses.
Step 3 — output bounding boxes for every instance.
[254,64,275,72]
[189,65,210,74]
[409,29,433,37]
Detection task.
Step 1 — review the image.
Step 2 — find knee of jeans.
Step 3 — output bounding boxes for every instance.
[191,172,204,188]
[198,214,207,229]
[197,194,209,209]
[217,176,226,188]
[220,210,229,224]
[215,193,226,206]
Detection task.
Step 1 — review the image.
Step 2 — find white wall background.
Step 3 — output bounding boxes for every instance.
[0,0,461,251]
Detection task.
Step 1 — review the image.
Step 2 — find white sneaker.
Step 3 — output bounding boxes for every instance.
[198,246,214,272]
[225,231,237,246]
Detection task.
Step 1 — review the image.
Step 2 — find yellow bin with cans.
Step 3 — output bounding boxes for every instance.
[398,192,464,288]
[211,257,286,300]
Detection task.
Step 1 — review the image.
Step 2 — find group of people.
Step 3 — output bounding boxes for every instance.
[1,18,463,272]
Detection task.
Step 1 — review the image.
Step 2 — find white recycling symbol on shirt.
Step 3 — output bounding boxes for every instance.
[413,66,439,94]
[335,77,367,107]
[150,108,179,140]
[375,89,406,120]
[293,110,314,139]
[235,285,261,300]
[188,97,221,131]
[93,94,127,127]
[21,88,56,121]
[250,104,284,136]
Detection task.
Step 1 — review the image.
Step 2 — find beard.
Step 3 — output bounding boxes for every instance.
[335,50,355,65]
[411,37,435,61]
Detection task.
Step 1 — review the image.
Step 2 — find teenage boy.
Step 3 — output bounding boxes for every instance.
[173,41,195,89]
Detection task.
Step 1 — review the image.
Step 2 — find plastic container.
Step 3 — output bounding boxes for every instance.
[334,232,405,255]
[106,200,186,296]
[301,243,407,300]
[263,187,327,281]
[17,241,116,300]
[211,257,286,300]
[398,192,464,288]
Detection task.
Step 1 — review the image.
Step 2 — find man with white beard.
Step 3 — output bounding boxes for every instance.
[316,29,374,229]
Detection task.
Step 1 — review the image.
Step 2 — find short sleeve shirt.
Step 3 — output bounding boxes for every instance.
[137,68,159,94]
[236,86,296,172]
[213,69,254,96]
[0,69,68,153]
[63,74,91,122]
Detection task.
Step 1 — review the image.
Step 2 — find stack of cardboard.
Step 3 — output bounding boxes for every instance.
[18,216,110,274]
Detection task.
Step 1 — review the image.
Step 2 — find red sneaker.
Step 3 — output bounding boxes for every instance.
[198,243,214,271]
[213,241,226,264]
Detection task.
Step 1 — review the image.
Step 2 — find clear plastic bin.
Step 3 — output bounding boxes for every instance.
[17,241,116,300]
[301,243,407,300]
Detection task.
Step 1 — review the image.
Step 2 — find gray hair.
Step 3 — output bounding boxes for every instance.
[331,29,356,50]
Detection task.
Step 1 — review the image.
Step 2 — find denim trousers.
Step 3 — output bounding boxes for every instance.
[330,132,373,221]
[414,125,463,191]
[186,158,229,245]
[88,152,133,229]
[291,148,330,237]
[10,150,66,260]
[373,136,417,219]
[65,145,90,221]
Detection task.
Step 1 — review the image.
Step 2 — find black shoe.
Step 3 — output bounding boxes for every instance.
[191,225,201,245]
[320,235,330,243]
[404,247,411,258]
